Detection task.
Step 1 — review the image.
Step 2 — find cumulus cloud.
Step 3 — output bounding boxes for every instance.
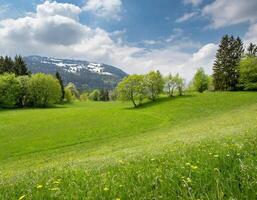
[244,23,257,45]
[0,1,218,81]
[83,0,122,20]
[203,0,257,29]
[37,1,81,21]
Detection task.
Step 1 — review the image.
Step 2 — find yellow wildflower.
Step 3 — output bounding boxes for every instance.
[191,165,198,170]
[53,181,60,184]
[18,195,26,200]
[116,198,121,200]
[214,154,219,158]
[50,187,59,191]
[36,185,43,189]
[185,162,191,166]
[186,177,192,183]
[104,187,109,191]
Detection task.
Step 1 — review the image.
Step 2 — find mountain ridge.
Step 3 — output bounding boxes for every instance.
[24,55,128,90]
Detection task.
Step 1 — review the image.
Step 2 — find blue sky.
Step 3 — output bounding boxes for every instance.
[0,0,257,80]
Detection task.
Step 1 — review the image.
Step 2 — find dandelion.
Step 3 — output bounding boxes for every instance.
[150,158,155,161]
[226,154,230,157]
[214,154,219,158]
[185,162,191,166]
[104,187,109,191]
[50,187,59,191]
[191,165,198,170]
[18,195,26,200]
[53,180,60,184]
[116,198,121,200]
[36,184,43,189]
[186,177,192,183]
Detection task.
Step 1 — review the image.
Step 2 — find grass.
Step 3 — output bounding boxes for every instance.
[0,92,257,199]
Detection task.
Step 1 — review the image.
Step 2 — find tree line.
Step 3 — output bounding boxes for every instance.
[116,71,185,107]
[191,36,257,93]
[116,35,257,107]
[0,55,118,108]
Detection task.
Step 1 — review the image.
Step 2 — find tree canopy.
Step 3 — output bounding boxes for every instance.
[117,75,145,107]
[213,35,244,91]
[192,68,209,93]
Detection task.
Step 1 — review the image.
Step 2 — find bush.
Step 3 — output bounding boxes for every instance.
[0,73,20,107]
[89,90,100,101]
[239,57,257,91]
[192,68,209,93]
[64,87,73,103]
[17,76,30,107]
[66,83,80,99]
[29,73,61,107]
[80,92,89,102]
[109,90,118,101]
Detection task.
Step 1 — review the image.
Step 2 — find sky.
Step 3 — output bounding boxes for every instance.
[0,0,257,80]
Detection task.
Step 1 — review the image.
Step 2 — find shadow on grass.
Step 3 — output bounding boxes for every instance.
[0,104,69,113]
[125,94,196,110]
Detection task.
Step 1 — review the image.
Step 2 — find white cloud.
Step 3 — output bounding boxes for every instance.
[0,1,218,82]
[176,12,197,23]
[37,1,81,21]
[203,0,257,29]
[83,0,122,20]
[184,0,203,6]
[244,23,257,44]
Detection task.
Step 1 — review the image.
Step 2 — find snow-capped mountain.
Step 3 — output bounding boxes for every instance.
[24,55,128,90]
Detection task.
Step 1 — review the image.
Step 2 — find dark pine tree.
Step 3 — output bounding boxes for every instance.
[0,56,4,74]
[14,55,30,75]
[99,89,109,101]
[246,43,257,57]
[213,35,244,91]
[56,71,65,101]
[2,56,14,74]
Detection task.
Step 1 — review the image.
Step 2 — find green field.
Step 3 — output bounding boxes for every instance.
[1,92,257,199]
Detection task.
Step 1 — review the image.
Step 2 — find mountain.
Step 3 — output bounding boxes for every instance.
[24,55,128,90]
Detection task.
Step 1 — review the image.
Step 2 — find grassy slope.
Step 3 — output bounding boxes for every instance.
[0,92,257,199]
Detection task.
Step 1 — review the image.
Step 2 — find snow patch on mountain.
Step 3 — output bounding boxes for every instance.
[40,57,114,76]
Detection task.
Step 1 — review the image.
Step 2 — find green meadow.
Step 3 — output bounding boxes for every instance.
[0,92,257,199]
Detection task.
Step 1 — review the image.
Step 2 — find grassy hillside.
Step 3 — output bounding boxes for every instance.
[0,92,257,199]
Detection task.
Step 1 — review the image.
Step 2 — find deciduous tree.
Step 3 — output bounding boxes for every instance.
[29,73,61,107]
[144,71,164,101]
[192,68,209,93]
[117,75,145,107]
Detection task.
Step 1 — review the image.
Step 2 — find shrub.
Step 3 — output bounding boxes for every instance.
[64,87,73,103]
[89,90,100,101]
[239,57,257,91]
[29,73,61,107]
[80,92,89,102]
[66,83,80,99]
[17,76,30,107]
[192,68,209,93]
[0,73,20,107]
